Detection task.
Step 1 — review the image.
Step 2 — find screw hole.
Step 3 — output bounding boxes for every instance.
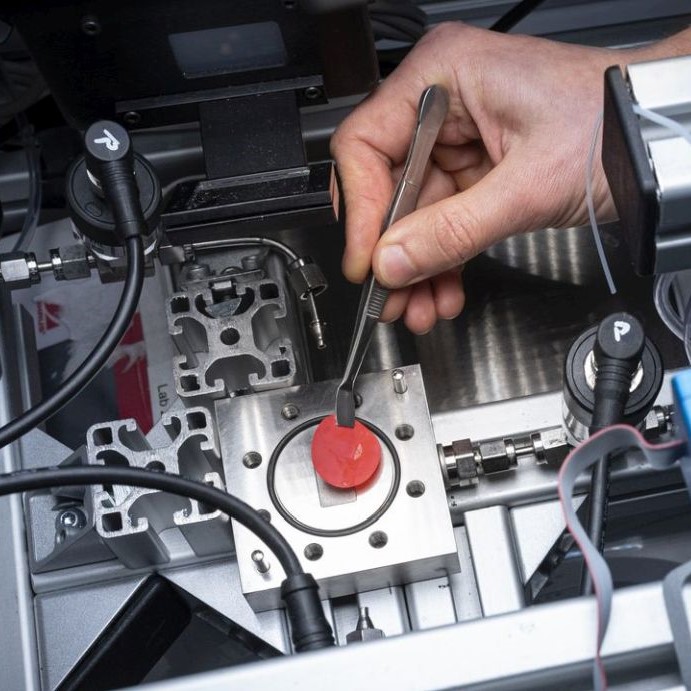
[304,543,324,561]
[395,424,414,441]
[281,403,300,420]
[369,531,388,549]
[304,86,322,100]
[81,15,101,35]
[406,480,426,498]
[243,451,262,469]
[123,111,141,125]
[146,461,165,472]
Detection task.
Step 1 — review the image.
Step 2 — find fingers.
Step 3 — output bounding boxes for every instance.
[335,140,394,283]
[372,152,544,288]
[381,272,465,334]
[331,75,426,284]
[431,269,464,320]
[403,281,437,334]
[434,142,496,192]
[331,35,469,284]
[380,287,411,323]
[433,142,487,172]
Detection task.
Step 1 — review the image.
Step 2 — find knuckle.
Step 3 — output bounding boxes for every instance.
[330,127,348,158]
[432,204,480,266]
[424,22,462,45]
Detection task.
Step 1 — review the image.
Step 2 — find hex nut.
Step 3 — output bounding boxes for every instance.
[288,258,327,299]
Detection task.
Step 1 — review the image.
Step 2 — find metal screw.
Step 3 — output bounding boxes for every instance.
[58,507,86,530]
[243,451,262,469]
[354,392,363,409]
[304,86,322,101]
[81,15,101,35]
[281,403,300,420]
[241,254,263,271]
[123,111,141,126]
[304,543,324,561]
[368,531,388,549]
[251,550,271,573]
[183,263,212,282]
[392,369,407,394]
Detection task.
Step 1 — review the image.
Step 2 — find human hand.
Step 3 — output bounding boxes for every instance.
[331,22,635,334]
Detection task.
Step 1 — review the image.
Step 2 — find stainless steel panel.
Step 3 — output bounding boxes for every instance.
[0,296,40,691]
[135,580,686,691]
[511,497,586,584]
[218,365,459,610]
[465,506,526,616]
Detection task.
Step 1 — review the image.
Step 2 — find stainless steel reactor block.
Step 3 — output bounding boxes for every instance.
[167,273,297,404]
[87,407,231,568]
[219,364,460,611]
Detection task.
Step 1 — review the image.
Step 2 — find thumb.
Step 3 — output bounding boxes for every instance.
[372,157,546,288]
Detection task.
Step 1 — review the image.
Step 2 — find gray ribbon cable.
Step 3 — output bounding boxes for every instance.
[558,425,685,691]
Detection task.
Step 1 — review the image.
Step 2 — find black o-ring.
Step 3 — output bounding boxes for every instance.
[266,415,401,538]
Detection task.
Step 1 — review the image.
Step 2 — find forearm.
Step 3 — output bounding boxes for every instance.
[627,26,691,62]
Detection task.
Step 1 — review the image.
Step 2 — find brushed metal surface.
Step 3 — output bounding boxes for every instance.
[218,365,459,611]
[309,223,685,414]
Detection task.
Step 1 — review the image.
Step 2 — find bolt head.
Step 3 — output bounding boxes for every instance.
[281,403,300,420]
[59,508,86,530]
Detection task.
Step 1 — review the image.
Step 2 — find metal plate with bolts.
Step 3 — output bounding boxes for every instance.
[218,365,459,611]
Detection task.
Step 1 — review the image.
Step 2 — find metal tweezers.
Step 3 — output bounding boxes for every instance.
[335,84,450,427]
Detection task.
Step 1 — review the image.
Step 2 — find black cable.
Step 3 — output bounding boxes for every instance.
[0,464,335,650]
[371,17,423,43]
[0,234,145,450]
[12,112,42,251]
[580,441,612,596]
[369,0,426,43]
[3,464,333,650]
[490,0,549,33]
[0,464,302,575]
[580,315,646,595]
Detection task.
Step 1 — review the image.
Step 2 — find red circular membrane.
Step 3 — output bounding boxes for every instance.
[311,415,381,489]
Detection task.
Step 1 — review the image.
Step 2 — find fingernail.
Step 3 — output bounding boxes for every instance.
[377,245,416,286]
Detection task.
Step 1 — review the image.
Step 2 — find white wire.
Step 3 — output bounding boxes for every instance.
[586,111,617,295]
[633,104,691,147]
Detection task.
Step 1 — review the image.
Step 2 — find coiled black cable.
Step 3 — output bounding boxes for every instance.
[0,234,145,449]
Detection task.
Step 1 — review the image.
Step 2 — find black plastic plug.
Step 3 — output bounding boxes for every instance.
[281,573,335,652]
[83,121,147,241]
[590,312,646,432]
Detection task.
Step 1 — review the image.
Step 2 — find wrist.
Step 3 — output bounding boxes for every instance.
[619,27,691,65]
